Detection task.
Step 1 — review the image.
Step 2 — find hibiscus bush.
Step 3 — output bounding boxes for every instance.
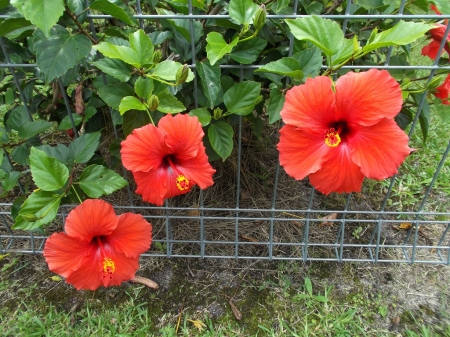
[0,0,449,235]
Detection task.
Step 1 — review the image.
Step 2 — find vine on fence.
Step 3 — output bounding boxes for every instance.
[0,0,449,288]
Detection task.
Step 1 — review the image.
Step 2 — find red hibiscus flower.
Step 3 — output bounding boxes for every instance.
[43,199,152,290]
[121,114,216,206]
[434,73,450,105]
[421,24,450,61]
[277,69,411,194]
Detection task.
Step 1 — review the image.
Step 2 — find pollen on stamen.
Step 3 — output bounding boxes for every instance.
[176,175,190,191]
[102,257,115,279]
[324,128,341,147]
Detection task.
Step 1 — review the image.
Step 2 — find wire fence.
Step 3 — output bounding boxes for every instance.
[1,0,450,264]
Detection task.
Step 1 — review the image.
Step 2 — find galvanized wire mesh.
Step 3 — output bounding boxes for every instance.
[1,0,450,264]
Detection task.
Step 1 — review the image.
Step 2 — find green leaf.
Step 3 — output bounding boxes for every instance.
[206,32,239,66]
[0,18,32,37]
[255,57,303,80]
[83,106,97,122]
[152,60,194,82]
[304,277,313,296]
[156,91,186,113]
[196,60,221,109]
[68,132,101,164]
[268,88,285,124]
[92,58,132,82]
[434,98,450,124]
[97,83,134,109]
[13,190,62,230]
[189,108,212,126]
[33,25,92,83]
[294,47,323,80]
[119,96,147,114]
[129,29,154,66]
[224,81,262,115]
[430,0,450,14]
[2,171,21,192]
[58,114,82,130]
[11,0,65,38]
[135,77,154,100]
[94,42,140,68]
[90,0,136,26]
[286,16,347,61]
[36,144,71,165]
[122,110,151,136]
[230,38,267,64]
[208,122,234,161]
[363,21,435,53]
[79,164,127,198]
[228,0,259,25]
[30,147,69,191]
[19,120,54,139]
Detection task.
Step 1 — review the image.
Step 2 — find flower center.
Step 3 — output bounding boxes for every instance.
[324,128,341,147]
[176,175,190,190]
[102,257,115,279]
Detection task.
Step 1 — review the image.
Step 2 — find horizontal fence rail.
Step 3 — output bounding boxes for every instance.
[0,0,449,264]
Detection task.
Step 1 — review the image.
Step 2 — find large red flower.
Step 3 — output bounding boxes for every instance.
[434,73,450,105]
[421,24,450,61]
[277,69,411,194]
[43,199,152,290]
[120,114,216,206]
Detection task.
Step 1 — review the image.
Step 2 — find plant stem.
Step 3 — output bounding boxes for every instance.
[65,7,98,45]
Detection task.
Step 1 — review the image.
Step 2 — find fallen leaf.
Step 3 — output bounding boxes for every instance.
[188,319,206,331]
[399,223,413,230]
[130,276,159,289]
[393,316,400,325]
[49,276,62,282]
[320,213,337,226]
[229,299,242,320]
[0,253,10,261]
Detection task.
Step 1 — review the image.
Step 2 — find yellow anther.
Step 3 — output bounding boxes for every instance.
[176,175,190,191]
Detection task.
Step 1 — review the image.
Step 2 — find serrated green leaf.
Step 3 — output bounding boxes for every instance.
[92,58,132,82]
[156,91,186,113]
[2,171,21,192]
[122,110,151,136]
[90,0,136,26]
[363,21,435,53]
[228,0,259,25]
[135,77,154,100]
[97,83,134,109]
[294,47,322,80]
[13,190,62,230]
[30,147,69,191]
[286,16,348,63]
[18,120,53,139]
[83,106,97,122]
[11,0,65,38]
[230,38,267,64]
[255,57,303,80]
[78,164,127,198]
[189,108,212,126]
[58,114,83,130]
[129,29,154,66]
[68,132,101,164]
[224,81,261,115]
[206,32,239,66]
[208,122,234,161]
[36,144,71,165]
[152,60,194,82]
[196,60,221,109]
[268,88,285,124]
[94,42,140,68]
[33,25,92,83]
[119,96,147,114]
[0,18,32,37]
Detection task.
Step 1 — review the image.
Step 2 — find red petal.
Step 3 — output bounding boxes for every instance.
[422,40,442,60]
[43,233,90,278]
[133,168,180,206]
[120,123,169,172]
[65,245,139,290]
[335,69,403,126]
[108,213,152,258]
[281,76,335,130]
[176,147,215,189]
[158,114,204,159]
[349,118,411,180]
[278,125,329,180]
[65,199,118,242]
[308,144,365,194]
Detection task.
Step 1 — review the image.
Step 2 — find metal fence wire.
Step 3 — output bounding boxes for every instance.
[1,0,450,264]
